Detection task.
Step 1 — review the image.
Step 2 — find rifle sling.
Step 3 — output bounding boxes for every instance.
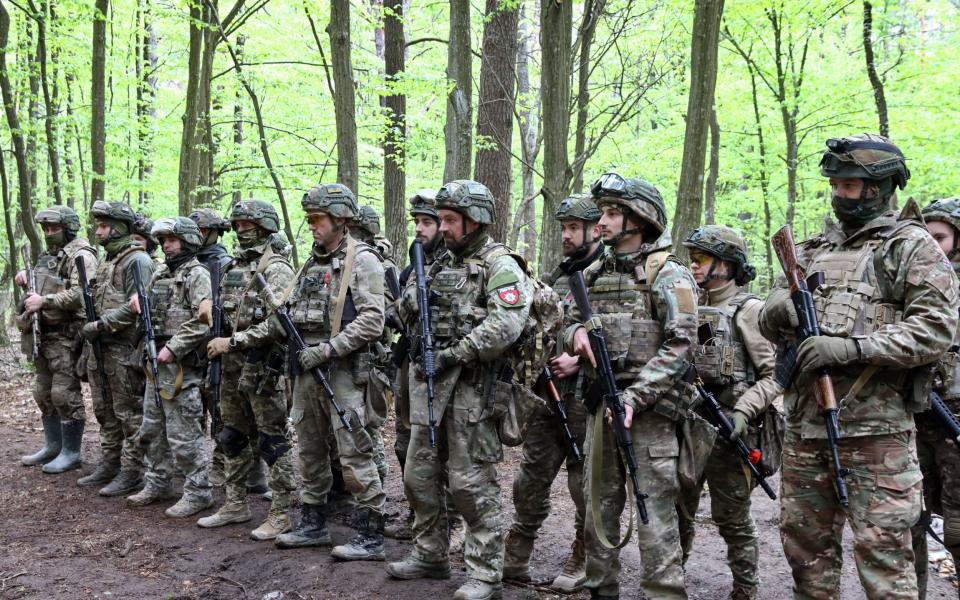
[589,409,635,550]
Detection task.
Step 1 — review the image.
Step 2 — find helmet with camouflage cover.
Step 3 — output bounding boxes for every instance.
[352,205,382,237]
[90,200,137,226]
[819,133,910,191]
[189,208,231,232]
[435,180,495,225]
[151,217,203,253]
[35,205,81,235]
[132,213,158,252]
[410,189,438,221]
[302,183,358,219]
[683,225,757,286]
[923,198,960,233]
[230,199,280,233]
[555,193,601,223]
[590,172,667,234]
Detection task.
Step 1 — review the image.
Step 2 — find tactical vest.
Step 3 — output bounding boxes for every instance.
[695,293,756,404]
[93,245,146,343]
[35,240,95,327]
[149,261,202,341]
[221,251,289,334]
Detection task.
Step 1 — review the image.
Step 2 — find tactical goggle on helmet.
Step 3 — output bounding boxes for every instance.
[35,206,81,234]
[819,136,910,190]
[590,172,667,233]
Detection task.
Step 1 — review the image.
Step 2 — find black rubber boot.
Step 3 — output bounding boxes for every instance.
[43,420,84,474]
[20,416,61,466]
[331,508,386,561]
[275,503,332,548]
[77,459,120,487]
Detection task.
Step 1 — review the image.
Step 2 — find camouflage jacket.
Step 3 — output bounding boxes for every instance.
[96,243,156,342]
[32,237,99,327]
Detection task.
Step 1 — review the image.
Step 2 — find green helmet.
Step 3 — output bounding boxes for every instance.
[591,172,667,233]
[189,208,231,232]
[230,199,280,233]
[132,214,158,249]
[435,180,495,225]
[35,205,81,235]
[555,193,601,223]
[90,200,137,226]
[353,205,382,237]
[410,189,438,220]
[819,133,910,190]
[302,184,359,219]
[683,225,757,286]
[151,217,203,253]
[923,198,960,233]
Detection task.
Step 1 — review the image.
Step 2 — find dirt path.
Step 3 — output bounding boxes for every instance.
[0,345,954,599]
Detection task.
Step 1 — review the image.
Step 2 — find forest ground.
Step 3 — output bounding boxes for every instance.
[0,341,956,600]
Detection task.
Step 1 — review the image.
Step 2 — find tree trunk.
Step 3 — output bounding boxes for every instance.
[232,85,244,205]
[0,140,19,304]
[671,0,724,263]
[178,2,203,211]
[862,1,888,137]
[748,66,772,288]
[571,0,604,193]
[474,0,519,243]
[136,0,157,207]
[442,0,472,183]
[704,106,719,225]
[178,1,216,213]
[512,4,540,264]
[538,0,572,273]
[65,74,89,212]
[25,21,40,201]
[90,0,108,203]
[383,0,406,263]
[327,0,359,194]
[37,1,63,205]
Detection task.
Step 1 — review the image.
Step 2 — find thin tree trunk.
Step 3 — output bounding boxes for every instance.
[327,0,359,194]
[442,0,472,183]
[65,74,88,212]
[383,0,406,262]
[862,1,888,137]
[748,67,772,288]
[0,146,19,304]
[136,0,157,207]
[25,21,40,200]
[704,106,719,225]
[90,0,108,203]
[571,0,604,193]
[512,3,540,264]
[232,84,243,205]
[37,1,63,205]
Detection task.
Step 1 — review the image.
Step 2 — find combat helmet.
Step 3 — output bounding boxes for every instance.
[151,217,203,253]
[410,189,438,220]
[556,193,601,222]
[923,198,960,233]
[189,208,231,232]
[90,200,137,226]
[683,225,757,286]
[435,180,495,225]
[35,205,81,236]
[353,205,382,237]
[230,199,280,233]
[590,172,667,234]
[302,184,359,219]
[132,214,158,251]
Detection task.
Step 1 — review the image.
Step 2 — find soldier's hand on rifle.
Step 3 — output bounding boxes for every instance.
[207,336,232,358]
[299,343,332,371]
[550,352,580,379]
[764,289,800,331]
[157,346,175,365]
[606,404,634,428]
[572,327,597,368]
[23,292,43,314]
[81,320,103,340]
[730,411,750,441]
[198,299,213,326]
[796,336,860,373]
[128,294,141,314]
[435,348,459,373]
[14,270,27,287]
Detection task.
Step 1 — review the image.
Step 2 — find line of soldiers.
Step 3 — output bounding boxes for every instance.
[14,130,960,600]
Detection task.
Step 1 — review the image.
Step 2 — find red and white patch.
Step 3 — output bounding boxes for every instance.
[498,286,520,305]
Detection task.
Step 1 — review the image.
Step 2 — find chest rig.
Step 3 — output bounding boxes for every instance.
[696,293,756,400]
[35,241,93,326]
[149,262,199,340]
[221,257,268,334]
[93,245,140,313]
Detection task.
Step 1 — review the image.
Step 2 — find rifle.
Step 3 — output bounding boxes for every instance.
[384,265,404,332]
[772,225,848,507]
[541,365,583,462]
[21,245,40,361]
[930,391,960,445]
[131,260,162,408]
[569,270,649,525]
[76,254,110,408]
[208,260,224,433]
[252,273,352,432]
[411,240,438,448]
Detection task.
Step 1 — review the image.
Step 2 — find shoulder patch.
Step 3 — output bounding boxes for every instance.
[486,267,521,293]
[675,285,697,315]
[497,285,522,306]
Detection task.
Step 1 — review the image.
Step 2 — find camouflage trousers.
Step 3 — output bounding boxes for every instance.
[219,361,294,508]
[509,395,587,540]
[290,365,385,511]
[394,358,412,471]
[583,408,686,599]
[139,365,211,501]
[911,411,960,599]
[405,398,504,583]
[678,430,760,589]
[87,343,146,470]
[33,333,85,422]
[780,430,921,599]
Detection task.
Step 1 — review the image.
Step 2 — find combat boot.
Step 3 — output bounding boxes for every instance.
[77,459,120,487]
[384,508,414,540]
[250,505,291,541]
[453,579,502,600]
[275,503,332,548]
[99,469,144,497]
[502,530,535,582]
[165,494,214,518]
[127,483,176,506]
[197,500,252,528]
[20,416,61,466]
[550,529,587,592]
[729,585,757,600]
[385,554,452,580]
[331,508,385,561]
[246,458,269,495]
[42,420,84,474]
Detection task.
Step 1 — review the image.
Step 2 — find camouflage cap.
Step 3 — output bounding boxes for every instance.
[435,180,495,225]
[819,133,910,190]
[90,200,137,226]
[923,198,960,233]
[302,184,358,219]
[353,205,382,237]
[230,199,280,233]
[555,193,601,223]
[189,208,231,232]
[590,173,667,233]
[410,189,439,219]
[683,225,757,285]
[151,216,203,251]
[35,205,81,234]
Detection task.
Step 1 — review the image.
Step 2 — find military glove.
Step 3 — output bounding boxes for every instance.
[730,411,750,442]
[299,344,330,372]
[81,320,103,340]
[207,336,233,358]
[198,299,213,326]
[796,336,860,373]
[434,348,459,373]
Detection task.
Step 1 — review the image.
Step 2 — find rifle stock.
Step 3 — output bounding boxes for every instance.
[411,240,438,447]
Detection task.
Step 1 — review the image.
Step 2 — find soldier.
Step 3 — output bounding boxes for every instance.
[123,217,214,517]
[78,201,155,496]
[189,208,232,271]
[208,184,388,561]
[759,134,958,599]
[566,173,698,599]
[911,197,960,598]
[677,225,780,600]
[502,194,601,591]
[198,199,297,541]
[131,214,159,259]
[386,180,533,600]
[16,206,98,473]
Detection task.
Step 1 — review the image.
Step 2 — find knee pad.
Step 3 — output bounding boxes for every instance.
[218,426,249,458]
[258,432,290,466]
[944,516,960,555]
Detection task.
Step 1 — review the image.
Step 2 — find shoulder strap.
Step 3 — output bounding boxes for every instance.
[644,250,672,284]
[330,235,359,337]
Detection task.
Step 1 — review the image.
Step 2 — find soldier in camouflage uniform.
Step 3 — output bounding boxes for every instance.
[386,180,532,600]
[759,134,959,599]
[78,201,155,497]
[122,218,214,517]
[209,184,388,561]
[131,214,159,259]
[502,194,600,591]
[911,197,960,598]
[677,225,780,600]
[17,206,98,474]
[566,173,698,599]
[198,200,297,541]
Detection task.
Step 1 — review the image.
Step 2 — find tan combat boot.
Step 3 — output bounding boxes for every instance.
[551,529,587,591]
[385,554,452,580]
[502,530,534,583]
[250,507,292,541]
[730,584,758,600]
[197,500,252,528]
[127,484,176,507]
[165,494,214,518]
[453,579,502,600]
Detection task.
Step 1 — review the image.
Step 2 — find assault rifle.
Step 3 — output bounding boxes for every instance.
[76,255,110,408]
[253,273,352,432]
[21,245,40,361]
[541,365,583,462]
[569,270,649,525]
[930,391,960,445]
[384,265,404,332]
[208,260,224,433]
[411,240,438,447]
[772,225,848,507]
[132,260,163,408]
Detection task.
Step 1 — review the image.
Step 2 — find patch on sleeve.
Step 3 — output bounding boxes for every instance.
[675,286,697,315]
[495,285,524,308]
[486,268,521,293]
